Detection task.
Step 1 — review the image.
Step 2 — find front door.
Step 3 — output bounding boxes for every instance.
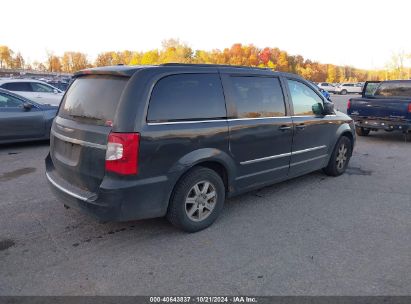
[285,79,333,177]
[222,74,293,191]
[30,82,63,105]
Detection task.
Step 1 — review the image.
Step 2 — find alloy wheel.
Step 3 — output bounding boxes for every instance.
[336,143,348,170]
[185,181,217,222]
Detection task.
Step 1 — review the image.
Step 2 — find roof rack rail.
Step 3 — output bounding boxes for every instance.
[160,63,271,70]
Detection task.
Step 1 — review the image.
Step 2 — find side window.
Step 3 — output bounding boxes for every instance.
[31,82,55,93]
[147,74,226,122]
[0,93,24,108]
[228,76,286,118]
[1,82,32,92]
[287,79,323,116]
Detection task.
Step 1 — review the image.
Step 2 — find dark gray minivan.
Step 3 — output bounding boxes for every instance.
[46,64,355,232]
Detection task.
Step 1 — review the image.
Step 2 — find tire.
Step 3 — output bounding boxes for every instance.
[355,127,370,136]
[340,89,347,95]
[167,167,225,232]
[323,136,352,176]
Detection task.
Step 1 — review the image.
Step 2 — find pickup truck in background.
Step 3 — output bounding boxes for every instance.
[347,80,411,136]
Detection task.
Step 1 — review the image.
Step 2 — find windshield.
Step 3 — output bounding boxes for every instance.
[59,75,128,126]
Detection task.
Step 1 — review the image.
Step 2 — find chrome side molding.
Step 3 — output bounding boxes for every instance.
[240,145,327,165]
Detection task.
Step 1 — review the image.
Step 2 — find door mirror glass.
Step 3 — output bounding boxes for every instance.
[23,102,33,110]
[53,88,59,94]
[323,101,334,115]
[312,103,324,115]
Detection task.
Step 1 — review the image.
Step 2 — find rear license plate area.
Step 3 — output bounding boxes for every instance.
[54,137,81,166]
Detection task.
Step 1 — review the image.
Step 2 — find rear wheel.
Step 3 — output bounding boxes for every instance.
[355,127,370,136]
[323,136,352,176]
[340,89,347,95]
[167,167,225,232]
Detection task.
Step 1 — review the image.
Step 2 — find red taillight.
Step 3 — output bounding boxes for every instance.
[105,132,140,175]
[408,103,411,113]
[347,99,351,110]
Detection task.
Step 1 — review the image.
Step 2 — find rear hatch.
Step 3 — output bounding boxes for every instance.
[50,75,129,193]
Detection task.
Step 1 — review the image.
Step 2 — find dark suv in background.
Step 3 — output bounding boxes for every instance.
[46,64,355,232]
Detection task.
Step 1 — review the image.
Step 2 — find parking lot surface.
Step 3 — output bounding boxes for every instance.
[0,95,410,295]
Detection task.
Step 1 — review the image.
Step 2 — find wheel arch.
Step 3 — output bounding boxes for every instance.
[328,123,355,159]
[167,148,236,202]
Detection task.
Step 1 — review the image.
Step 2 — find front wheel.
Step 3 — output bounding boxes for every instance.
[167,167,225,232]
[323,136,352,176]
[340,89,347,95]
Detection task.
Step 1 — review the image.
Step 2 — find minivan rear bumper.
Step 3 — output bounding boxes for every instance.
[45,154,172,221]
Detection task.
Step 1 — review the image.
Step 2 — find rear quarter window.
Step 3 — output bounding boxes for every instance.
[374,82,411,97]
[59,75,128,126]
[147,74,226,122]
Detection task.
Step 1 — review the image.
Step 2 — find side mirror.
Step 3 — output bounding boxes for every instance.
[22,102,33,111]
[312,103,324,115]
[323,101,335,115]
[53,89,59,94]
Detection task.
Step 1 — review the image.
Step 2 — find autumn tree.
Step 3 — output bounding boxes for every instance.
[386,52,407,79]
[141,50,159,65]
[326,65,337,83]
[95,52,114,66]
[276,51,289,72]
[1,42,408,82]
[12,52,25,69]
[159,39,193,63]
[0,46,13,68]
[61,52,89,73]
[46,51,62,72]
[32,61,47,72]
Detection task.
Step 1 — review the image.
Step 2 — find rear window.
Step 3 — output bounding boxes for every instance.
[363,82,380,96]
[147,74,226,122]
[59,75,128,126]
[374,81,411,97]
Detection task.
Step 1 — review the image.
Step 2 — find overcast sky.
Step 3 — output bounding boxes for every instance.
[1,0,410,69]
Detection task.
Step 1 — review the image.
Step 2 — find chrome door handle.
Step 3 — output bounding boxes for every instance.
[296,124,306,130]
[279,125,292,131]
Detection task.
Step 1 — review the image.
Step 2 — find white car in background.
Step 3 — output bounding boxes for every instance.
[334,83,363,95]
[0,79,64,105]
[317,82,336,93]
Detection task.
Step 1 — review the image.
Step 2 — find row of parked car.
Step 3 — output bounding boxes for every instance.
[317,82,364,95]
[0,78,69,144]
